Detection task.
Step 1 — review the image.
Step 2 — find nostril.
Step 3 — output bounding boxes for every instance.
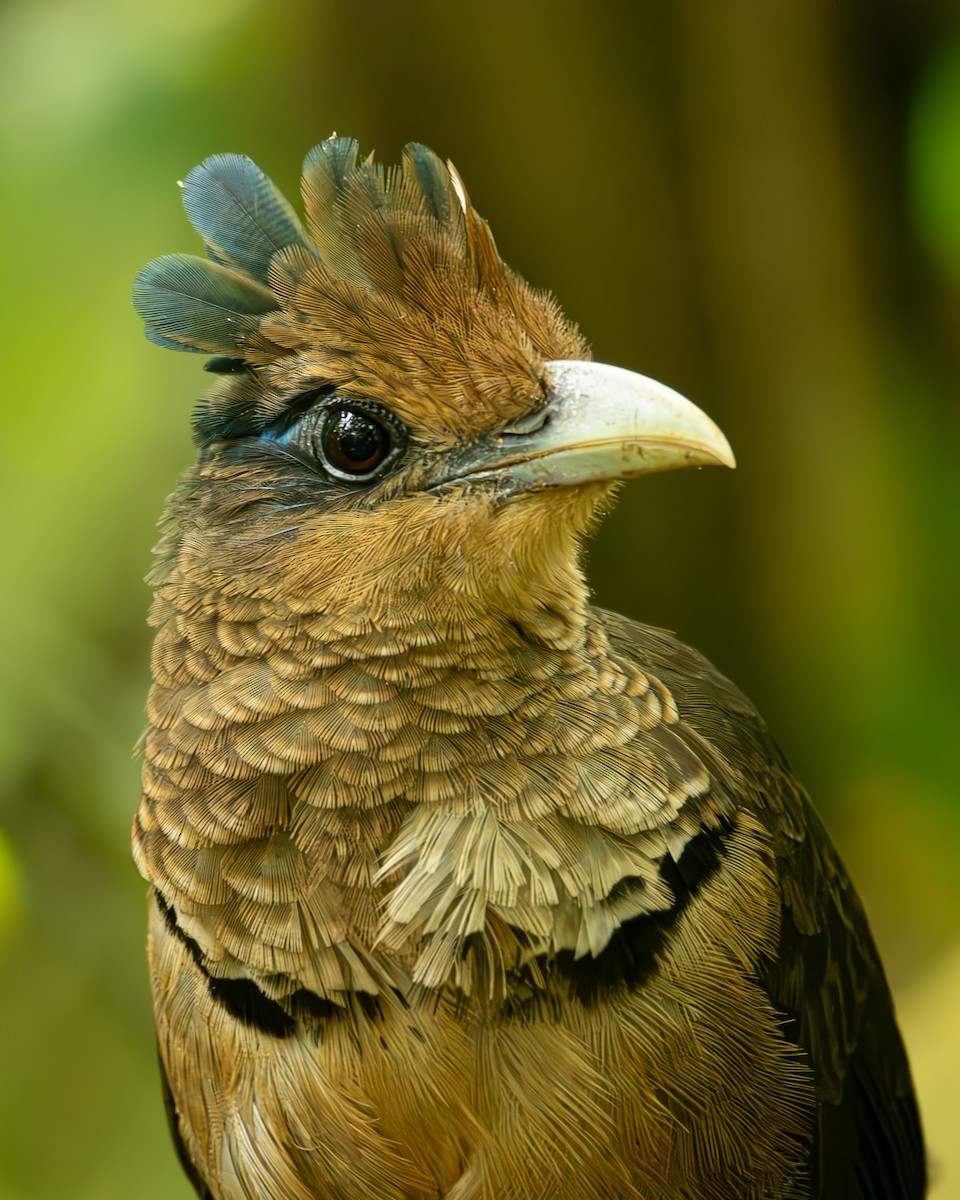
[499,406,551,438]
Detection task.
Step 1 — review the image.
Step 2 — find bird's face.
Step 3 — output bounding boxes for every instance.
[139,139,732,640]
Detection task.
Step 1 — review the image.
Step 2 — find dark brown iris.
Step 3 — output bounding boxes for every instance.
[322,408,391,476]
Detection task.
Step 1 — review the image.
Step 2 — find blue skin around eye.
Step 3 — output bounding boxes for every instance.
[265,423,301,444]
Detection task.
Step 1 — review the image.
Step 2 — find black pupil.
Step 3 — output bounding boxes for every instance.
[324,409,388,474]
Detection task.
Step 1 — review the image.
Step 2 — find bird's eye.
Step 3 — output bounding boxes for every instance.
[317,406,401,482]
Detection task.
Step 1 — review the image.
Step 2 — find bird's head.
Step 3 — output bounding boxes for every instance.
[135,137,733,647]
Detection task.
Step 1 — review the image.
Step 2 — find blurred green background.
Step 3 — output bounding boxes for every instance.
[1,0,958,1195]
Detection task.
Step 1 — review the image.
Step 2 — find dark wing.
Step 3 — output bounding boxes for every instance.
[602,611,926,1200]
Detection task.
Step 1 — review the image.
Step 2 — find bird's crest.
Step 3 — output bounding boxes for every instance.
[134,137,586,437]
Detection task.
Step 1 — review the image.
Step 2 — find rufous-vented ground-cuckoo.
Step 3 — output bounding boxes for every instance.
[132,137,924,1200]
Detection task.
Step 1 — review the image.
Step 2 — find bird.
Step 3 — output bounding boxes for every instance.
[131,135,924,1200]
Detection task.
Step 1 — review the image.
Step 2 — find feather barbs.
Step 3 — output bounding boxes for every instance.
[137,137,528,353]
[133,136,587,436]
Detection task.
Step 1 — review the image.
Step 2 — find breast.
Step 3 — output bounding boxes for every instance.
[149,809,814,1200]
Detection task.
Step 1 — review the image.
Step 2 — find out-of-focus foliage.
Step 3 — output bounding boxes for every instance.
[0,826,22,935]
[912,35,960,281]
[0,1,956,1197]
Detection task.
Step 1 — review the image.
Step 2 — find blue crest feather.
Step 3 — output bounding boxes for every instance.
[133,135,512,365]
[181,154,310,283]
[132,254,277,354]
[404,143,457,228]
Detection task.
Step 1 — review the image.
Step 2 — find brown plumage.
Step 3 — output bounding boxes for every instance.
[132,137,924,1199]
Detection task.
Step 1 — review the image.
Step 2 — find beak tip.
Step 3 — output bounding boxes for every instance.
[679,422,736,472]
[715,443,737,470]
